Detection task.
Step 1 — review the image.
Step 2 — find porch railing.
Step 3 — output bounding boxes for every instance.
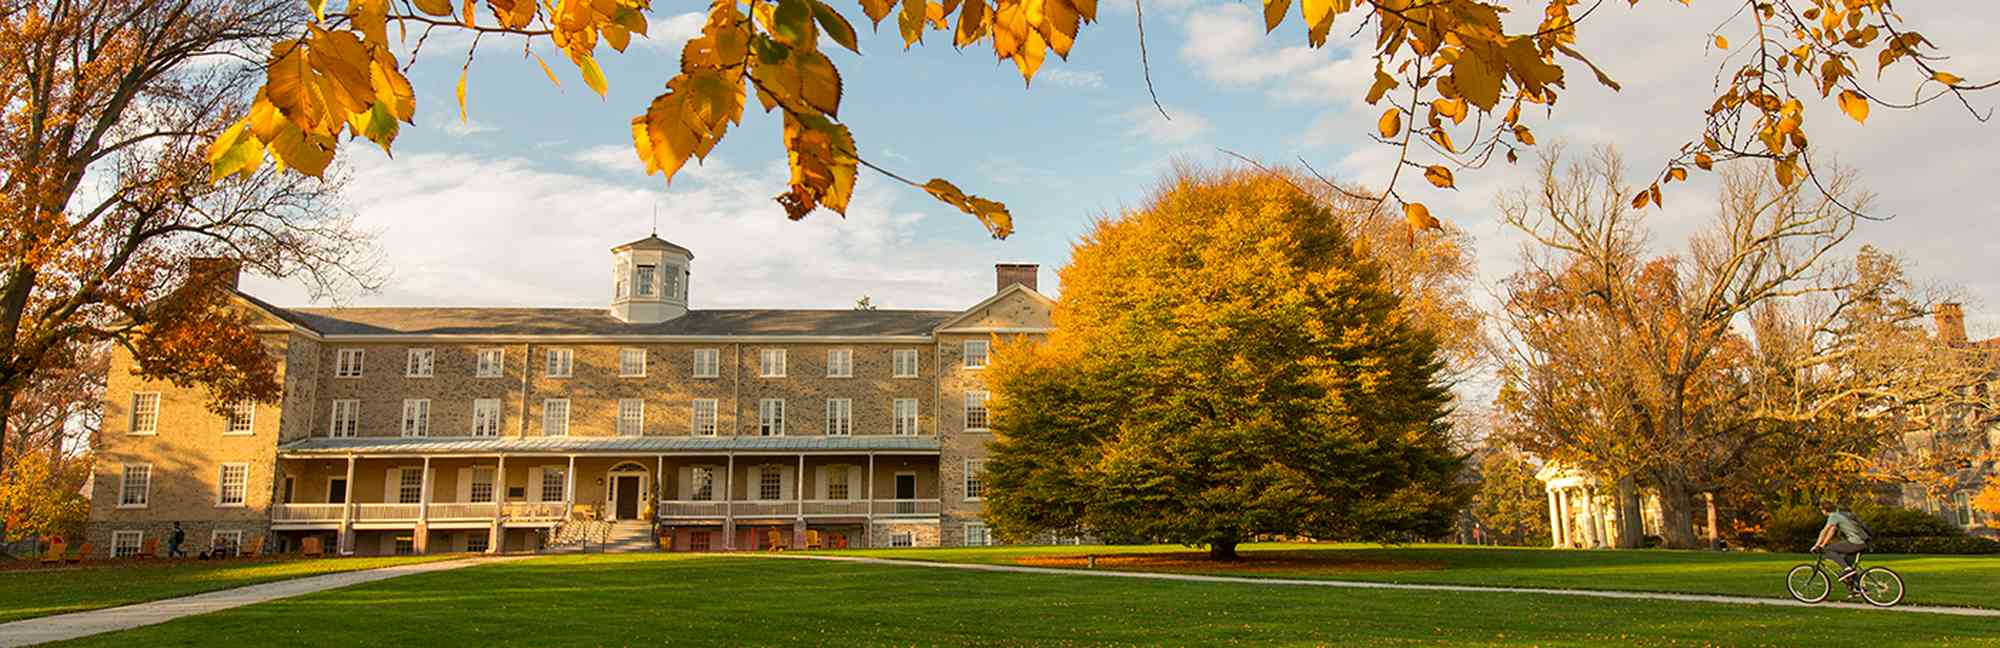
[653,499,942,519]
[428,502,498,520]
[801,500,870,516]
[729,501,796,518]
[502,502,568,521]
[871,499,941,517]
[352,503,421,521]
[272,503,346,522]
[659,500,728,517]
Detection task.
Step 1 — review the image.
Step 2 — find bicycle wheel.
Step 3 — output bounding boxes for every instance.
[1786,564,1830,603]
[1858,567,1905,607]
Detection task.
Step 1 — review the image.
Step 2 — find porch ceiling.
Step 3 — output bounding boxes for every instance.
[278,435,941,457]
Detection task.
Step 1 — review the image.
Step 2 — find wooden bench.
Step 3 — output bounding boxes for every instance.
[240,534,265,557]
[138,537,159,559]
[66,543,91,565]
[39,540,66,566]
[301,536,325,557]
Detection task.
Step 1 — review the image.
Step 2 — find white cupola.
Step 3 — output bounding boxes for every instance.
[610,235,692,323]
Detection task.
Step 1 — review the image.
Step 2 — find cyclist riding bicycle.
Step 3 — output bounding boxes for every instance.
[1808,501,1872,595]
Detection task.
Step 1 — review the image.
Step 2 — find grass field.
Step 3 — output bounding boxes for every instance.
[0,555,455,623]
[820,543,2000,609]
[43,553,2000,647]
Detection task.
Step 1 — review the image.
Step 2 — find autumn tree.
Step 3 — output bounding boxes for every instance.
[1466,441,1550,547]
[981,168,1465,559]
[0,0,381,501]
[0,449,90,545]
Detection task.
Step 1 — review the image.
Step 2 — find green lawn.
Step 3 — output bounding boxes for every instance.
[818,543,2000,609]
[49,553,2000,646]
[0,555,456,623]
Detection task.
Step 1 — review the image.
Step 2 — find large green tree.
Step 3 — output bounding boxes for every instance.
[982,168,1465,560]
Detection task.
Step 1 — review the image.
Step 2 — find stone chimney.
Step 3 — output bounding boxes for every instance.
[188,257,242,290]
[1934,302,1967,346]
[996,263,1038,293]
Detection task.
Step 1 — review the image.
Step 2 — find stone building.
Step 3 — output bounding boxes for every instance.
[84,236,1053,556]
[1897,303,1998,537]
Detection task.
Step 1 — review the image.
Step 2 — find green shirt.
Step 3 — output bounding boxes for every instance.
[1826,511,1867,544]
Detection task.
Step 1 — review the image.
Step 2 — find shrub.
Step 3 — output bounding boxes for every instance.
[1853,503,1962,538]
[1755,503,1965,553]
[1870,535,2000,555]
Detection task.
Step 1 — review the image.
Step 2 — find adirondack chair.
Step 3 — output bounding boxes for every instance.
[139,538,160,558]
[657,532,674,552]
[241,535,265,557]
[765,529,786,551]
[301,536,325,557]
[40,540,66,566]
[831,533,848,549]
[66,543,91,565]
[805,530,823,550]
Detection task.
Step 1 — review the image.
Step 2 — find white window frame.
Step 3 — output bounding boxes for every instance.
[545,348,574,378]
[223,400,255,435]
[401,399,430,437]
[541,467,567,502]
[542,399,570,436]
[827,349,853,378]
[759,398,785,436]
[964,390,990,431]
[619,348,647,377]
[760,348,787,377]
[118,464,150,508]
[210,530,244,556]
[405,348,435,377]
[466,532,491,553]
[129,392,160,435]
[618,399,646,436]
[111,531,144,558]
[758,466,783,501]
[827,467,851,500]
[469,466,496,503]
[963,523,992,547]
[217,463,249,507]
[692,348,720,378]
[476,348,505,378]
[894,398,920,436]
[692,399,718,436]
[471,398,502,437]
[397,468,424,504]
[635,264,657,296]
[1952,490,1974,527]
[826,398,852,436]
[890,532,914,548]
[329,399,360,438]
[335,348,365,378]
[893,349,919,378]
[964,459,986,501]
[665,266,682,300]
[692,467,716,501]
[963,340,989,369]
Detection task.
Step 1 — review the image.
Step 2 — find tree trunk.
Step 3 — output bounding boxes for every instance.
[1208,540,1239,561]
[1655,476,1701,549]
[1614,476,1645,549]
[0,386,14,540]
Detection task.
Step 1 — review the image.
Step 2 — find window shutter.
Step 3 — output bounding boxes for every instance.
[847,466,864,501]
[457,468,472,503]
[528,467,544,502]
[677,466,693,500]
[814,465,829,500]
[384,468,399,503]
[780,465,795,501]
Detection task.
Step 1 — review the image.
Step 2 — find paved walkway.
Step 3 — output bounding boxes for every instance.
[774,554,2000,618]
[0,556,528,647]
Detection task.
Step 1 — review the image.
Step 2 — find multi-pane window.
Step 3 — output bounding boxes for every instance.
[827,467,851,500]
[329,399,360,437]
[692,349,719,378]
[466,533,490,553]
[224,401,255,435]
[112,531,144,557]
[827,349,853,377]
[688,531,711,551]
[759,467,782,500]
[471,399,502,437]
[398,468,423,504]
[964,523,992,547]
[635,265,656,296]
[470,467,496,503]
[542,468,567,502]
[211,530,243,556]
[406,348,434,377]
[692,467,716,500]
[665,268,682,299]
[890,532,914,548]
[130,392,160,435]
[692,399,718,436]
[893,349,919,378]
[759,399,785,436]
[401,399,430,437]
[542,399,570,436]
[218,464,248,506]
[476,348,505,378]
[119,464,150,507]
[759,349,787,377]
[618,399,646,436]
[1953,491,1975,527]
[335,349,365,377]
[826,399,852,436]
[963,340,989,369]
[545,349,574,377]
[964,459,986,500]
[894,398,920,436]
[964,391,990,430]
[619,348,647,377]
[394,537,416,555]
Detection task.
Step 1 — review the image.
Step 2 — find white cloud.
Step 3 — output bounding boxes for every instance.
[1179,4,1328,86]
[1121,105,1211,144]
[636,12,706,51]
[570,145,641,174]
[1036,68,1105,89]
[438,118,498,136]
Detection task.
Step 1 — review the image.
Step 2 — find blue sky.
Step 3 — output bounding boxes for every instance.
[247,1,2000,348]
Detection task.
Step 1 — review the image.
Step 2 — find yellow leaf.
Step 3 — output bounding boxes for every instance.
[1774,157,1797,186]
[899,0,927,48]
[1694,152,1714,170]
[1667,167,1688,182]
[814,0,862,53]
[456,67,469,123]
[1423,165,1455,189]
[1262,0,1288,33]
[206,120,265,182]
[1403,202,1441,231]
[531,51,561,88]
[1014,28,1047,84]
[771,0,817,47]
[265,39,326,131]
[369,50,415,122]
[412,0,454,16]
[1365,69,1398,105]
[861,0,895,23]
[1836,90,1868,124]
[796,50,844,116]
[924,178,1016,239]
[1512,124,1535,145]
[578,55,608,97]
[956,0,989,47]
[350,0,388,46]
[1714,35,1728,49]
[1934,71,1963,85]
[1631,189,1650,209]
[1427,128,1456,153]
[306,0,327,21]
[1378,108,1401,138]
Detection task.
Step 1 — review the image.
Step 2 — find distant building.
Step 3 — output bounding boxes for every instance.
[1897,303,1998,537]
[84,236,1053,556]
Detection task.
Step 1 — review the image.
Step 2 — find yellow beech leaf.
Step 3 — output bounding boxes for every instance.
[1365,69,1397,105]
[1403,202,1441,231]
[861,0,895,23]
[578,55,608,97]
[1934,71,1963,86]
[1378,108,1401,138]
[1631,189,1651,209]
[306,0,327,21]
[814,0,862,53]
[1694,152,1714,170]
[1427,128,1456,153]
[923,178,1016,239]
[456,67,469,123]
[531,51,562,88]
[1714,35,1728,49]
[1262,0,1288,32]
[1423,165,1455,189]
[899,0,926,48]
[1775,158,1797,186]
[1667,167,1688,182]
[412,0,454,16]
[1837,90,1869,124]
[1512,124,1535,145]
[206,120,265,182]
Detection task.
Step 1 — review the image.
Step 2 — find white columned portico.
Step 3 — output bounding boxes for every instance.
[338,455,358,555]
[1582,486,1602,548]
[1546,487,1563,548]
[723,454,736,550]
[1555,488,1572,548]
[489,454,507,554]
[416,456,433,553]
[565,455,577,518]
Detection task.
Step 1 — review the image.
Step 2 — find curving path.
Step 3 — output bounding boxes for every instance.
[0,555,529,647]
[772,553,2000,618]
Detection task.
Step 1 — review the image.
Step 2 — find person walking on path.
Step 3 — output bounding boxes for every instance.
[167,523,186,558]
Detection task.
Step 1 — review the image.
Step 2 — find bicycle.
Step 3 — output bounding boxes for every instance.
[1785,550,1904,607]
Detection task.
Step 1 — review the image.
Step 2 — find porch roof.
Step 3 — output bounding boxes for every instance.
[277,435,941,456]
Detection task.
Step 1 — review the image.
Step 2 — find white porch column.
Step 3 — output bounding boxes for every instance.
[1583,486,1603,548]
[415,456,433,553]
[866,453,876,548]
[564,455,577,518]
[795,454,808,547]
[338,455,358,555]
[1545,487,1562,548]
[1555,488,1572,548]
[489,454,506,554]
[723,454,736,550]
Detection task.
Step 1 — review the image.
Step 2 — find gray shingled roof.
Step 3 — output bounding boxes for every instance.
[269,306,957,337]
[612,234,695,257]
[279,435,941,455]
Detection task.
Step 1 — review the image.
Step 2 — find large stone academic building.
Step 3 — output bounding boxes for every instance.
[84,235,1053,556]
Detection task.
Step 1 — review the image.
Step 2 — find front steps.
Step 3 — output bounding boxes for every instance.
[542,520,657,554]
